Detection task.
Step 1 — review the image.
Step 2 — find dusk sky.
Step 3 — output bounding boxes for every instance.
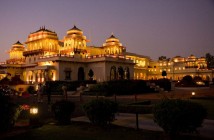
[0,0,214,62]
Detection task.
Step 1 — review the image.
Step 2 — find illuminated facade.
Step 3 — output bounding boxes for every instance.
[0,25,213,84]
[148,55,213,81]
[0,26,135,83]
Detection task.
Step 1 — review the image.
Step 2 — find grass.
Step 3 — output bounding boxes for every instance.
[2,93,214,140]
[4,121,211,140]
[4,122,164,140]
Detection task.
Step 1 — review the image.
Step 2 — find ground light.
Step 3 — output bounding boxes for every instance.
[29,106,41,127]
[30,107,38,115]
[192,92,195,96]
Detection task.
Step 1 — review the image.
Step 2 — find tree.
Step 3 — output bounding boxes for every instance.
[88,69,94,80]
[158,56,167,60]
[182,75,193,83]
[206,53,214,69]
[162,70,167,78]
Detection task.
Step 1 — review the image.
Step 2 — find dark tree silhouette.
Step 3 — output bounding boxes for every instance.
[88,69,94,80]
[162,70,167,78]
[206,53,214,69]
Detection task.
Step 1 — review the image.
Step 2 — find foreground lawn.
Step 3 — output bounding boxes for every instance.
[4,122,163,140]
[3,121,211,140]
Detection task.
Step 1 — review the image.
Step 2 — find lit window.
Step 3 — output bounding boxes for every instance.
[175,68,177,70]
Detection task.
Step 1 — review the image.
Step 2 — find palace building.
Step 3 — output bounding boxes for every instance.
[0,25,213,84]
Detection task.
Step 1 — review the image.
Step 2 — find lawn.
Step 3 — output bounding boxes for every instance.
[4,122,163,140]
[2,93,213,140]
[3,121,210,140]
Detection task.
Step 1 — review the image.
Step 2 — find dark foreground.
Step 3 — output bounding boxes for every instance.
[1,121,212,140]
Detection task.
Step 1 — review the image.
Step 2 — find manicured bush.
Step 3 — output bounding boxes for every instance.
[83,99,118,126]
[153,99,207,137]
[52,100,75,125]
[86,80,156,96]
[27,85,36,94]
[150,78,171,91]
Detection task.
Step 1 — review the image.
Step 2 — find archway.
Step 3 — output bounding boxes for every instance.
[78,67,85,81]
[117,66,124,80]
[110,66,116,80]
[124,67,130,80]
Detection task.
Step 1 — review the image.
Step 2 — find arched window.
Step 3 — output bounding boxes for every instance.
[117,66,124,80]
[124,67,130,80]
[110,66,116,80]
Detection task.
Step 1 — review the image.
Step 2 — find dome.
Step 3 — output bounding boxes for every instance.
[13,41,23,46]
[67,25,83,35]
[187,54,197,61]
[103,34,122,47]
[33,26,56,34]
[11,41,25,51]
[26,26,58,42]
[106,34,119,43]
[188,54,196,59]
[69,25,82,31]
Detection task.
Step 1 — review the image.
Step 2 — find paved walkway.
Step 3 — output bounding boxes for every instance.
[72,113,214,139]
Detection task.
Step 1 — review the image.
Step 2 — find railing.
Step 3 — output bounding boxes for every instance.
[39,54,75,59]
[185,66,198,69]
[87,54,128,60]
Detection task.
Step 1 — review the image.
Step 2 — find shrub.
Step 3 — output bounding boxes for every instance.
[27,85,36,94]
[83,99,118,126]
[86,80,155,96]
[52,100,75,125]
[152,78,171,91]
[153,99,207,137]
[0,91,21,131]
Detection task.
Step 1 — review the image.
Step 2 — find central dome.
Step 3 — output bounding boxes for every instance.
[67,25,83,35]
